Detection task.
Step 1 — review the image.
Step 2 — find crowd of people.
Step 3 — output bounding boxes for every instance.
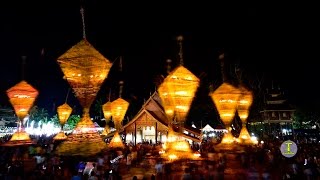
[0,133,319,179]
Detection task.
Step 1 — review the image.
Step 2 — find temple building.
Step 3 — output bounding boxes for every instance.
[108,91,201,145]
[259,87,295,136]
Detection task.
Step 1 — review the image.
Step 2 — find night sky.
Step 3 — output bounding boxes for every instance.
[0,2,319,123]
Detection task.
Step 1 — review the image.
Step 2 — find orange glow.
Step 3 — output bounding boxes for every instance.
[158,65,199,122]
[111,98,129,130]
[55,39,109,156]
[221,130,235,144]
[158,83,175,120]
[57,103,72,125]
[210,83,241,125]
[101,125,110,136]
[102,101,112,120]
[10,131,31,141]
[108,131,124,149]
[161,140,200,161]
[53,131,68,140]
[57,39,112,109]
[237,85,254,144]
[239,126,250,140]
[210,83,241,144]
[237,85,253,122]
[6,81,39,121]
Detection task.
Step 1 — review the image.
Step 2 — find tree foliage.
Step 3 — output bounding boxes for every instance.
[29,106,49,123]
[293,107,320,129]
[64,114,81,129]
[27,106,81,130]
[92,98,103,120]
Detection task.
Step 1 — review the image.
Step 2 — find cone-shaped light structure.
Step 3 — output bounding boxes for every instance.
[101,101,112,136]
[3,81,38,146]
[110,81,129,130]
[210,83,241,144]
[158,36,199,126]
[57,103,72,126]
[162,66,200,122]
[57,39,112,109]
[237,85,254,143]
[108,131,125,149]
[161,127,200,161]
[210,53,241,144]
[111,98,129,130]
[101,124,110,136]
[102,101,112,120]
[54,103,72,141]
[55,39,111,156]
[55,7,110,155]
[53,132,68,141]
[158,36,200,161]
[158,83,175,121]
[7,81,38,122]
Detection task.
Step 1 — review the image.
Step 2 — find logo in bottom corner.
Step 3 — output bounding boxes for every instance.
[280,140,298,158]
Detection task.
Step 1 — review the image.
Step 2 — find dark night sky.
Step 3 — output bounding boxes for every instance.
[0,1,319,121]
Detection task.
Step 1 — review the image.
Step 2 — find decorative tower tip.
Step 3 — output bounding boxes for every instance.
[177,35,184,65]
[80,7,86,39]
[177,35,184,41]
[219,53,225,60]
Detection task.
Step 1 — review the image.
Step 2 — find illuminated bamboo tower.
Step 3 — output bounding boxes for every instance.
[101,90,112,136]
[210,53,241,145]
[108,57,129,149]
[3,80,38,146]
[233,67,255,144]
[158,35,200,161]
[158,36,200,133]
[53,103,72,141]
[55,6,111,156]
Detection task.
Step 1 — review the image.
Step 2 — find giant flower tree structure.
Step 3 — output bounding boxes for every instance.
[158,36,200,161]
[211,83,241,144]
[237,85,256,144]
[55,37,112,156]
[108,81,129,149]
[101,91,112,136]
[3,80,38,146]
[210,53,241,145]
[53,103,72,141]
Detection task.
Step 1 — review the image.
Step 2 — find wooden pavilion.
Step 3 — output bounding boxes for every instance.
[107,91,201,145]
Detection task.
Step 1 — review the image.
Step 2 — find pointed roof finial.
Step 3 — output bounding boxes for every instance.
[65,88,71,103]
[80,6,86,39]
[166,59,172,74]
[219,52,226,82]
[119,81,124,98]
[108,89,111,102]
[119,56,123,72]
[177,35,184,65]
